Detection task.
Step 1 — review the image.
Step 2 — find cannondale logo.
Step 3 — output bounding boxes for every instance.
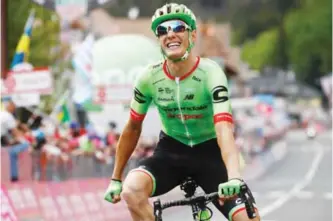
[211,85,229,103]
[134,88,147,103]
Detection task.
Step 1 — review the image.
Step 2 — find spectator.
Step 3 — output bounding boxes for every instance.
[1,100,19,146]
[105,121,118,159]
[106,122,117,148]
[0,100,29,182]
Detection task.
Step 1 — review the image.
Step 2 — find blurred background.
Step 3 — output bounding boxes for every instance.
[0,0,331,220]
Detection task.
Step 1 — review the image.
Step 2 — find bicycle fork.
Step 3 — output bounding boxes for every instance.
[191,201,211,221]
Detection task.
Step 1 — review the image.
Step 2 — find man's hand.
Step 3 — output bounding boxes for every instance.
[218,178,243,205]
[104,179,122,204]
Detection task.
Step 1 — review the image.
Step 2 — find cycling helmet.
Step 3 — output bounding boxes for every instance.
[151,3,197,62]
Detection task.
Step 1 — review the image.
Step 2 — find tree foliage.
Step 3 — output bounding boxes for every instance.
[241,28,279,70]
[238,0,331,85]
[284,0,332,82]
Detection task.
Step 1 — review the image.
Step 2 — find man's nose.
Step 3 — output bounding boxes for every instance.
[166,29,176,38]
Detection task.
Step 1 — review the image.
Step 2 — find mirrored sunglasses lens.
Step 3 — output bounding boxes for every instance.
[156,26,168,36]
[173,25,186,33]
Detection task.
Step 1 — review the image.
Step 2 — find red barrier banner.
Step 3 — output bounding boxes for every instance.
[2,179,132,221]
[1,185,18,221]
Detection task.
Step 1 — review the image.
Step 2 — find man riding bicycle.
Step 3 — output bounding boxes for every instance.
[104,3,260,221]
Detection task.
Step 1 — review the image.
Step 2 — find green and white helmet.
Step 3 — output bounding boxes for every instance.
[151,3,197,62]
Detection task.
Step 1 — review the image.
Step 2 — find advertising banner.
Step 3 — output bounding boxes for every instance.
[1,68,53,95]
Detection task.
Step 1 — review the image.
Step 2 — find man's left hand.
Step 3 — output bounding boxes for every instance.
[218,178,243,197]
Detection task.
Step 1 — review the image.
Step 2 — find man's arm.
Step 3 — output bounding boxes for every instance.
[206,60,241,180]
[111,66,152,180]
[215,122,241,179]
[111,118,143,180]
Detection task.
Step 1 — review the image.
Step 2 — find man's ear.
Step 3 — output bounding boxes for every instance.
[191,30,197,43]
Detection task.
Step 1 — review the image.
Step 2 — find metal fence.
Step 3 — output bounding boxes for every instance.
[33,154,141,182]
[0,133,285,183]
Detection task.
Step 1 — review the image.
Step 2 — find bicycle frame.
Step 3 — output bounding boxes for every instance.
[180,177,212,221]
[154,177,215,221]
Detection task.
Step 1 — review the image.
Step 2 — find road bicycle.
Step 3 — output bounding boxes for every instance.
[153,177,256,221]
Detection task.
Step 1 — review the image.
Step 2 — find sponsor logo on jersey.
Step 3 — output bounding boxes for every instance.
[162,105,208,112]
[157,87,174,94]
[134,88,147,103]
[235,198,243,205]
[153,78,166,85]
[158,97,174,102]
[184,94,194,100]
[167,113,203,120]
[211,85,229,103]
[165,87,174,94]
[152,62,163,69]
[192,76,201,82]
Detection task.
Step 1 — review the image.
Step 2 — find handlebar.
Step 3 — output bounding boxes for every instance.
[160,192,219,210]
[154,183,256,219]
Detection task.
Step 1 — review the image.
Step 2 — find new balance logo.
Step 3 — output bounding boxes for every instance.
[184,94,194,100]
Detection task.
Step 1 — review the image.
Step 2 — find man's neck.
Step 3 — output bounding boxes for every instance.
[166,54,197,78]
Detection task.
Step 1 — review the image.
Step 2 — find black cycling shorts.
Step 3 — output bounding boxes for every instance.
[131,131,257,220]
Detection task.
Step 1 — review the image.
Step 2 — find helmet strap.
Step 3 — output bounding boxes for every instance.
[161,31,194,63]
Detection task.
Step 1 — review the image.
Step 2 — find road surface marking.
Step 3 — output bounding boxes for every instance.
[260,140,324,217]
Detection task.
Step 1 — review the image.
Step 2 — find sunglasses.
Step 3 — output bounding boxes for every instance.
[155,20,190,37]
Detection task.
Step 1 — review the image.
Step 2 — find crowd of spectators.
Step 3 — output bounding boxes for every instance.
[0,99,156,182]
[1,97,291,183]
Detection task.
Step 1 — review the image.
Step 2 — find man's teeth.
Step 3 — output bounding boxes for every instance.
[167,43,180,48]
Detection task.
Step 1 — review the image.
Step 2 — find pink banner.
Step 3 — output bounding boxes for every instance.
[1,179,132,221]
[1,185,18,221]
[6,182,41,220]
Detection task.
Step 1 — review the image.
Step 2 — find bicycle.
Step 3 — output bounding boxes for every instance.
[153,177,256,221]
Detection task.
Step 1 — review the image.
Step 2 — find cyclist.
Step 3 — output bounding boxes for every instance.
[104,3,260,221]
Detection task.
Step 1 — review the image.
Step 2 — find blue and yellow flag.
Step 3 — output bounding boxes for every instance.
[10,9,35,69]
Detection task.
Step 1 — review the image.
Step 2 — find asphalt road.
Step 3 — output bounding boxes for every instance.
[159,130,332,221]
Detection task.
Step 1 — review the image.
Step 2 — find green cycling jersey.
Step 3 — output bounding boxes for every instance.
[130,57,233,146]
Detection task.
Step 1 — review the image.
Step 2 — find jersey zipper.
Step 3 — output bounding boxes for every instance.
[175,77,193,147]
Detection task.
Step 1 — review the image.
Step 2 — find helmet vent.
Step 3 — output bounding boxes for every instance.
[167,5,171,13]
[159,10,163,15]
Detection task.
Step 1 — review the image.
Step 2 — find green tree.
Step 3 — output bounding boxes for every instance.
[228,0,298,45]
[284,0,332,83]
[241,28,279,70]
[7,0,60,68]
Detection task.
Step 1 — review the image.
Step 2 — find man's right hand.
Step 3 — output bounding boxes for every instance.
[104,179,122,204]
